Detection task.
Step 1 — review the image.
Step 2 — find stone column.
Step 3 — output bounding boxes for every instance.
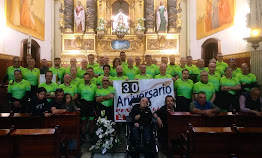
[168,0,182,33]
[145,0,155,33]
[64,0,74,33]
[86,0,97,33]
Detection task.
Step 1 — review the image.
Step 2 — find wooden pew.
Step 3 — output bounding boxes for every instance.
[11,127,60,158]
[167,112,235,156]
[187,126,234,158]
[11,113,44,129]
[236,112,262,127]
[0,129,12,158]
[0,113,12,129]
[0,112,81,157]
[45,112,80,157]
[167,112,234,143]
[232,126,262,158]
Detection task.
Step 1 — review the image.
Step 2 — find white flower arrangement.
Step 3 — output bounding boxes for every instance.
[89,110,120,154]
[113,24,129,34]
[135,18,146,32]
[96,18,107,31]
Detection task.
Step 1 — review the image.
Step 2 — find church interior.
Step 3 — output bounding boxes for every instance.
[0,0,262,157]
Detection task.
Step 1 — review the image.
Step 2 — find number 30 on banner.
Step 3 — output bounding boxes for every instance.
[122,81,139,94]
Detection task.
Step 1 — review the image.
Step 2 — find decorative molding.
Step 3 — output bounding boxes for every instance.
[64,39,95,50]
[223,52,250,60]
[98,38,143,52]
[147,37,177,50]
[0,54,22,60]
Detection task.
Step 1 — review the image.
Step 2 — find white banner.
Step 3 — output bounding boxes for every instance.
[113,78,174,122]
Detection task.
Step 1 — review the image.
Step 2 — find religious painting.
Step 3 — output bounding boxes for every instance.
[196,0,235,40]
[111,40,130,50]
[5,0,45,40]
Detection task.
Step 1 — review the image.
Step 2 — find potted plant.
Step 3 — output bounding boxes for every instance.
[96,18,107,35]
[135,18,146,35]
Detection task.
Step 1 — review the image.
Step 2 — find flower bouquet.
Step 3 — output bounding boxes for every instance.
[96,18,107,33]
[89,110,120,154]
[135,18,146,33]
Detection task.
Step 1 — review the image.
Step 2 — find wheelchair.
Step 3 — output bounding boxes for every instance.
[125,97,159,158]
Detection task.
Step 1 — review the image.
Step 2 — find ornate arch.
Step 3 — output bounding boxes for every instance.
[201,38,221,66]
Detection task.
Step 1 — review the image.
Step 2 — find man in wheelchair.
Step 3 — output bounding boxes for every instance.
[129,97,154,157]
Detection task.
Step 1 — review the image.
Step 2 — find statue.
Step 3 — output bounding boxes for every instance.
[74,1,85,32]
[113,9,129,31]
[156,1,168,32]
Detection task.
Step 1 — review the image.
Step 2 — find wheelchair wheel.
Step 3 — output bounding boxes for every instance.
[125,152,129,158]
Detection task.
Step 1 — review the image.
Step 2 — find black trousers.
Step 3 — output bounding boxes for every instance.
[97,103,114,120]
[176,96,192,112]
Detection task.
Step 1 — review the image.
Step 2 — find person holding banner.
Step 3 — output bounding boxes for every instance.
[38,71,58,102]
[112,65,129,81]
[134,64,153,80]
[96,77,115,120]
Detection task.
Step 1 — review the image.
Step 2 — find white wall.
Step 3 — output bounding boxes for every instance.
[0,0,52,60]
[189,0,254,60]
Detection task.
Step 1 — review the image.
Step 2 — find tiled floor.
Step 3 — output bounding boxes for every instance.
[80,133,167,158]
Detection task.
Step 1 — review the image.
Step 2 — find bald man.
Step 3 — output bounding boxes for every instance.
[236,63,257,92]
[123,57,139,80]
[174,57,190,79]
[216,53,228,71]
[112,65,129,81]
[155,63,172,79]
[58,74,78,101]
[192,59,206,82]
[77,59,88,79]
[65,58,80,74]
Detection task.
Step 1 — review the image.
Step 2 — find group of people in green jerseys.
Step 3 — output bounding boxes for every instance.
[4,51,261,140]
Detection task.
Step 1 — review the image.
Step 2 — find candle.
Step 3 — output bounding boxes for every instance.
[28,35,32,55]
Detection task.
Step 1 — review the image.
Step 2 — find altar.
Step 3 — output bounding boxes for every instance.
[58,0,182,66]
